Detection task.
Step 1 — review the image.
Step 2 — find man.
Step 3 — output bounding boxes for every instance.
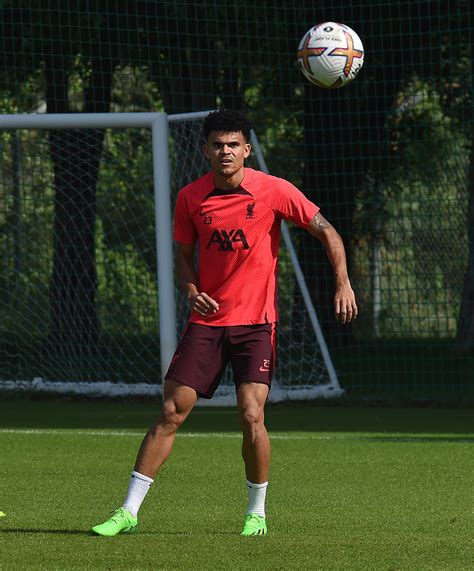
[91,109,357,537]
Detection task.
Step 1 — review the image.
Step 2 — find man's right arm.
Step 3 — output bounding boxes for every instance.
[175,242,219,316]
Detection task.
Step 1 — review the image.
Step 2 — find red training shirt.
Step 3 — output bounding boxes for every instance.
[173,167,319,326]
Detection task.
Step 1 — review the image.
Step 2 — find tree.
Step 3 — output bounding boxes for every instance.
[293,2,403,346]
[1,0,471,357]
[44,18,118,357]
[294,1,471,348]
[453,2,474,349]
[0,1,144,357]
[456,131,474,349]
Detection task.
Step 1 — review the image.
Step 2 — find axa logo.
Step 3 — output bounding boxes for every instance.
[206,229,249,251]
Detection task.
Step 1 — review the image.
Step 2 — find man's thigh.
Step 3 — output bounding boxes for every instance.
[164,323,229,399]
[228,323,277,390]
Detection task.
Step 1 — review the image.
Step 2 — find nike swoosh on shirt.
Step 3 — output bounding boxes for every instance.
[259,366,270,372]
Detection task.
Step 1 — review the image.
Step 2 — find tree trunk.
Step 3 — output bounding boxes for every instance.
[456,131,474,349]
[157,3,216,115]
[153,2,218,199]
[298,84,363,347]
[46,44,115,359]
[295,2,405,348]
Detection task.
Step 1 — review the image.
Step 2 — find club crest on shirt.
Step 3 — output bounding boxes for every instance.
[246,203,255,219]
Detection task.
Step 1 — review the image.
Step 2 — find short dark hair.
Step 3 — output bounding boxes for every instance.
[203,109,252,143]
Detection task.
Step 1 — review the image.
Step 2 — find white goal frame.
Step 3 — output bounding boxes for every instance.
[0,111,342,401]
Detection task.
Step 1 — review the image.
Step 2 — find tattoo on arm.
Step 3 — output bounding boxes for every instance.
[312,212,332,233]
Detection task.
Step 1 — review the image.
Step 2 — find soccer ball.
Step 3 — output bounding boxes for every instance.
[297,22,364,88]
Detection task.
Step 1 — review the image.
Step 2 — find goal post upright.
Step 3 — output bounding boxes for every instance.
[0,111,179,379]
[151,113,176,377]
[152,110,212,374]
[250,130,341,393]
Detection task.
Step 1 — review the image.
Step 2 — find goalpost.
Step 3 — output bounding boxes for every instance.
[0,111,342,402]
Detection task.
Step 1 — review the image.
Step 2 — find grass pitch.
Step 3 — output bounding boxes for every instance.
[0,397,473,569]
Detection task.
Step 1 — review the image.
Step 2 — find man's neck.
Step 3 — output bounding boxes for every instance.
[213,168,245,190]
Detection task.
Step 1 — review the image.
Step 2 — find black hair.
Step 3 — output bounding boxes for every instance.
[203,109,252,143]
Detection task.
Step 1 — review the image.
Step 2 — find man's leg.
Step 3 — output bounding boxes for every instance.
[134,380,198,478]
[91,380,197,536]
[237,382,270,536]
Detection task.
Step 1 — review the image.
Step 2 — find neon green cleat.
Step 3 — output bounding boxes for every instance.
[241,513,267,536]
[91,508,137,536]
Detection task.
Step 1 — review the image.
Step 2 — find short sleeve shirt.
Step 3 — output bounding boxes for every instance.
[174,167,319,326]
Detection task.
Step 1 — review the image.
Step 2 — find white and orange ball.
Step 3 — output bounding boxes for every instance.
[297,22,364,88]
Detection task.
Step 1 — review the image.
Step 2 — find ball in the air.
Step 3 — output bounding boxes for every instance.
[297,22,364,88]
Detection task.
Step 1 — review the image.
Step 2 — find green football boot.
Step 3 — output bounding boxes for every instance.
[91,508,137,536]
[241,513,267,536]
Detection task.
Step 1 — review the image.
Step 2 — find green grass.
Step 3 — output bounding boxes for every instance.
[0,397,473,569]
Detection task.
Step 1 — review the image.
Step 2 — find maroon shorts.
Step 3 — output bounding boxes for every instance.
[165,323,277,399]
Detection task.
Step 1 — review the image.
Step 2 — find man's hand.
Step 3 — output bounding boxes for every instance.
[176,243,219,317]
[190,291,219,316]
[306,213,358,325]
[334,282,358,324]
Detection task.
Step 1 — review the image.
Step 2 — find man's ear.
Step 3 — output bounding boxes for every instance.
[244,143,251,159]
[203,143,210,160]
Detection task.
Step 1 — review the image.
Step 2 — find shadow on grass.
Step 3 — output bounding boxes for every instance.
[350,436,474,443]
[0,394,473,435]
[0,528,89,535]
[0,528,238,536]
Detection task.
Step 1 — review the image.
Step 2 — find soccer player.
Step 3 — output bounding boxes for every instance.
[91,109,357,537]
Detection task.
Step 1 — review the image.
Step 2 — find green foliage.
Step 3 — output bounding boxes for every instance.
[353,78,469,338]
[0,1,473,394]
[0,131,55,335]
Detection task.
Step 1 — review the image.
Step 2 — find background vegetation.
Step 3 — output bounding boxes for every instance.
[0,1,473,396]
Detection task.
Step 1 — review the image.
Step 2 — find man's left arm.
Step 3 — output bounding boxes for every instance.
[305,211,358,324]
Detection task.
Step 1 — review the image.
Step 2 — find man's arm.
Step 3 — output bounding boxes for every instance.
[175,242,219,316]
[305,212,358,324]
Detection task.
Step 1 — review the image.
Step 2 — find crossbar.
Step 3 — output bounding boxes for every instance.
[0,111,210,130]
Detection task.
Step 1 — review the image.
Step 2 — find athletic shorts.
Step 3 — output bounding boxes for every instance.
[165,322,277,399]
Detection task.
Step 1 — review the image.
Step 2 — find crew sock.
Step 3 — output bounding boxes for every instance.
[122,471,154,518]
[245,480,268,518]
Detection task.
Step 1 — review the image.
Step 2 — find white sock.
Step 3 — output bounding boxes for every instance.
[122,471,154,518]
[245,480,268,518]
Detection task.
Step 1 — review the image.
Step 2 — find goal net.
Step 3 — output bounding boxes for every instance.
[0,112,341,402]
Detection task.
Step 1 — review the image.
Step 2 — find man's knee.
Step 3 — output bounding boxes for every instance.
[238,403,265,431]
[149,380,197,435]
[237,383,268,431]
[148,400,188,435]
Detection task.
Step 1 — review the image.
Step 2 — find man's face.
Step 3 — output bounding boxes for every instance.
[203,131,251,178]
